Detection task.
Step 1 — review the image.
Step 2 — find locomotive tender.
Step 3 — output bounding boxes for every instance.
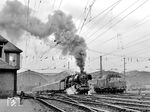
[32,71,92,95]
[94,71,126,93]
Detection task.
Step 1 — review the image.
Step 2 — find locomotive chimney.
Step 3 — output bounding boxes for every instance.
[80,67,84,73]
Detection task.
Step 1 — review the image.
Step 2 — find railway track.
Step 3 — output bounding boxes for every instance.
[91,94,150,105]
[49,94,139,112]
[90,94,150,111]
[94,95,150,111]
[23,95,66,112]
[25,94,97,112]
[38,95,98,112]
[36,98,66,112]
[49,94,107,112]
[98,93,150,100]
[25,92,150,112]
[58,94,150,112]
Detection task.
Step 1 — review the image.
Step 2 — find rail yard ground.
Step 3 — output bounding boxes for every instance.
[0,97,50,112]
[1,92,150,112]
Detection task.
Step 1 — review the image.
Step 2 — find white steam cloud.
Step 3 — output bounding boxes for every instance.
[0,0,87,71]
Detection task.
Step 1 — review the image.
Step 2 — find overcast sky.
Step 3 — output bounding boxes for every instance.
[1,0,150,73]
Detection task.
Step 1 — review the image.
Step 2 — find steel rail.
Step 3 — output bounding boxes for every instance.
[49,98,97,112]
[51,94,139,112]
[36,98,66,112]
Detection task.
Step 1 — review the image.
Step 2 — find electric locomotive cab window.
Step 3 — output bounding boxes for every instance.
[109,77,120,82]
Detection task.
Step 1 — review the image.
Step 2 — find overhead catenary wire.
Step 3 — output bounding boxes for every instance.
[85,0,123,24]
[86,0,140,41]
[22,0,150,72]
[132,48,150,57]
[93,13,150,48]
[87,0,148,45]
[24,0,30,66]
[52,0,56,10]
[88,49,150,73]
[82,0,123,37]
[107,32,150,55]
[88,46,150,60]
[58,0,63,9]
[125,45,150,56]
[77,0,90,30]
[78,0,96,35]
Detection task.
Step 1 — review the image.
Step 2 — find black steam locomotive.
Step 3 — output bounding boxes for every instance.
[32,71,92,94]
[62,71,92,94]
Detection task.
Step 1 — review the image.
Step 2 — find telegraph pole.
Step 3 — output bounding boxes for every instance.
[123,57,126,93]
[100,56,102,76]
[123,57,126,75]
[68,61,70,70]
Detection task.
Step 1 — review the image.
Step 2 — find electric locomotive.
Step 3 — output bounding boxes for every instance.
[94,71,126,94]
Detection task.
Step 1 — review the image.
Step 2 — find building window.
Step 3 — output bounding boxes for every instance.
[9,53,17,66]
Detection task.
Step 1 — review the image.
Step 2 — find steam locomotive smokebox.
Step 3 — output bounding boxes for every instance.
[88,74,92,80]
[80,69,84,74]
[82,71,92,80]
[80,70,92,80]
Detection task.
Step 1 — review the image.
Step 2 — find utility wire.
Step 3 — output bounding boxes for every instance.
[78,0,96,34]
[86,0,140,41]
[52,0,56,10]
[58,0,63,9]
[82,0,123,37]
[24,0,30,66]
[77,0,90,30]
[132,48,150,56]
[85,0,123,26]
[126,45,150,56]
[99,32,150,57]
[88,48,123,57]
[94,13,150,48]
[124,32,150,47]
[87,0,148,44]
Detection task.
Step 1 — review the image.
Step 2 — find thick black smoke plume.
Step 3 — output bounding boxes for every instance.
[0,0,87,71]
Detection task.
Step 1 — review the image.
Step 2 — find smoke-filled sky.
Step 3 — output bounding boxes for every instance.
[0,0,150,73]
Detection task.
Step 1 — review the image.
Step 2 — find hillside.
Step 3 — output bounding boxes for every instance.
[17,70,72,91]
[42,71,72,83]
[126,70,150,87]
[17,70,48,91]
[90,70,116,78]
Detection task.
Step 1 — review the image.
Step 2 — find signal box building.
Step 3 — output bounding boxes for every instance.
[0,35,22,98]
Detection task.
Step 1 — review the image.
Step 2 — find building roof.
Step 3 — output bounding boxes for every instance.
[0,59,17,70]
[4,42,22,53]
[0,35,8,44]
